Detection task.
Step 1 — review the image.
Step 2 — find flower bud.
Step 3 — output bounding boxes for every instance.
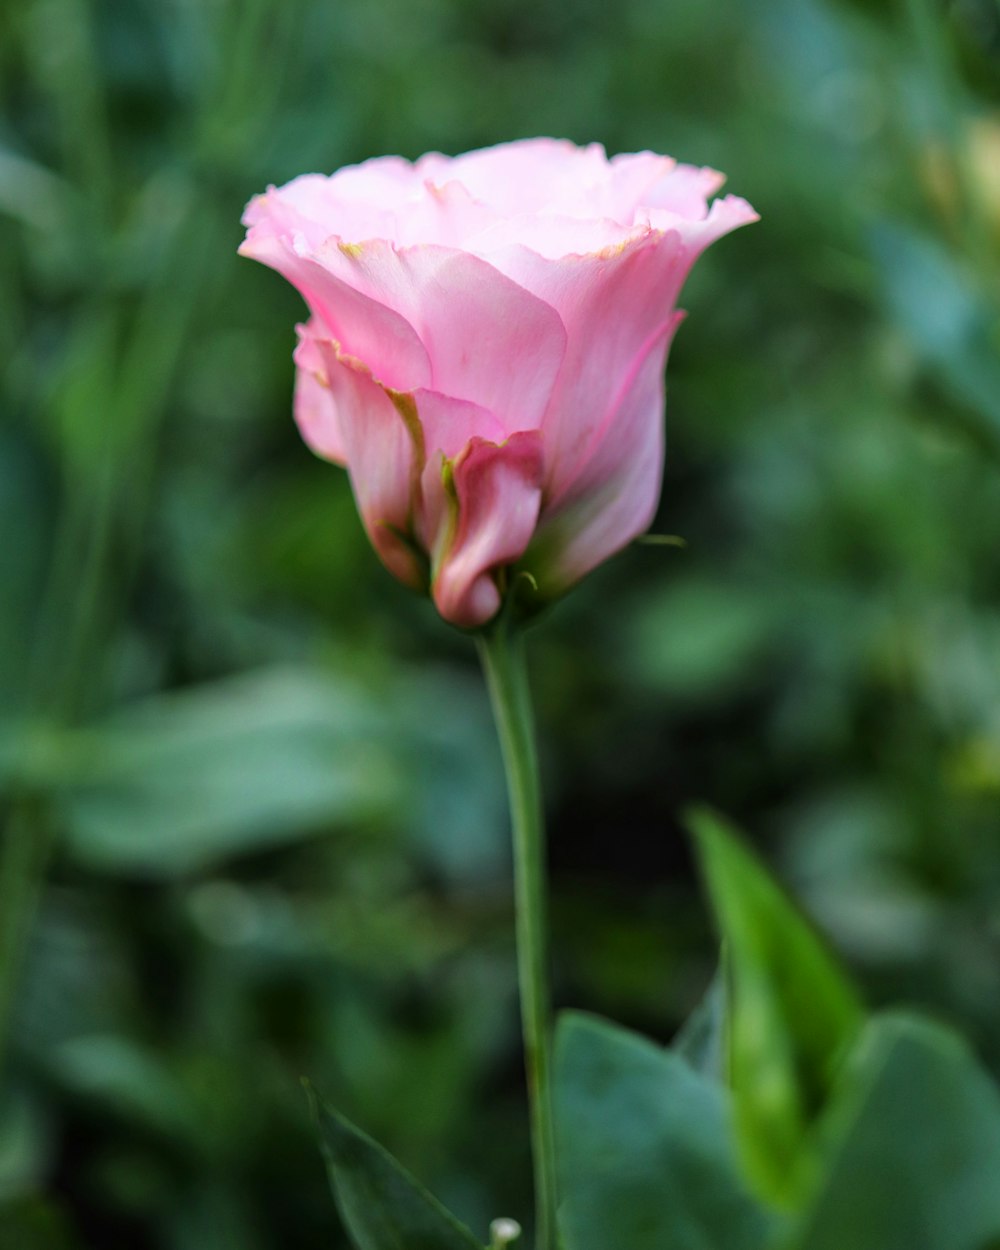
[241,139,756,627]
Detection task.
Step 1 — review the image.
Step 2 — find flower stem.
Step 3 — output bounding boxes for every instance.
[477,618,557,1250]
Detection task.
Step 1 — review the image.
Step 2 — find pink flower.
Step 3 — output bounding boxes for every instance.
[240,138,756,628]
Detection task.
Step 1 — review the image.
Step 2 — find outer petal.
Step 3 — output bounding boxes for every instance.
[641,191,759,242]
[314,344,424,589]
[293,320,346,463]
[312,240,567,435]
[484,193,758,502]
[245,170,498,250]
[526,314,682,595]
[239,213,432,391]
[483,230,683,499]
[429,432,545,628]
[611,157,726,220]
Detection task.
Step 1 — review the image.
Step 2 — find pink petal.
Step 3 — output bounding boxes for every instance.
[314,240,567,435]
[246,170,497,250]
[644,164,727,213]
[485,193,756,504]
[465,212,645,260]
[641,191,760,240]
[408,388,507,461]
[482,230,683,500]
[242,176,393,250]
[239,213,432,392]
[421,139,611,216]
[315,344,425,589]
[407,389,508,555]
[430,432,545,628]
[528,315,681,593]
[292,320,346,463]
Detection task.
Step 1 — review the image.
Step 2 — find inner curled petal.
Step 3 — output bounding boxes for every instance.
[429,432,545,629]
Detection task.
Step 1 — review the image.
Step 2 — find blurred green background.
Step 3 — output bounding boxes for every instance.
[2,0,999,1244]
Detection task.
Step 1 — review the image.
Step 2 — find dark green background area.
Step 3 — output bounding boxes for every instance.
[1,0,999,1245]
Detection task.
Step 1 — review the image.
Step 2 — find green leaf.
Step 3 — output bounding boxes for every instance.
[787,1013,1000,1250]
[687,807,864,1207]
[555,1011,774,1250]
[310,1088,484,1250]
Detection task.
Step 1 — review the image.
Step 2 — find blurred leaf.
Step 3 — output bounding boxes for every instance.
[626,579,778,702]
[687,808,864,1207]
[57,667,399,876]
[786,1012,1000,1250]
[311,1089,484,1250]
[0,1087,52,1197]
[0,1198,79,1249]
[870,224,1000,451]
[48,663,504,879]
[554,1011,774,1250]
[0,146,73,233]
[388,667,507,882]
[48,1035,199,1143]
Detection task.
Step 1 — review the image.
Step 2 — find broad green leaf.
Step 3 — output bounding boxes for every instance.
[311,1090,484,1250]
[555,1011,774,1250]
[786,1013,1000,1250]
[687,807,864,1206]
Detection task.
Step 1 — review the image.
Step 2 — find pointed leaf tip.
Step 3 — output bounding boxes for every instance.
[685,806,864,1207]
[311,1092,484,1250]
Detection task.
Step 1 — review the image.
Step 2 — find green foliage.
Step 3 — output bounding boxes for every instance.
[2,0,1000,1241]
[688,808,864,1207]
[34,664,503,879]
[0,1197,80,1250]
[552,824,1000,1250]
[786,1013,1000,1250]
[679,813,1000,1248]
[554,1011,774,1250]
[312,1090,484,1250]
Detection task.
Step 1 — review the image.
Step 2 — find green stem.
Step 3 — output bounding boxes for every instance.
[477,618,557,1250]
